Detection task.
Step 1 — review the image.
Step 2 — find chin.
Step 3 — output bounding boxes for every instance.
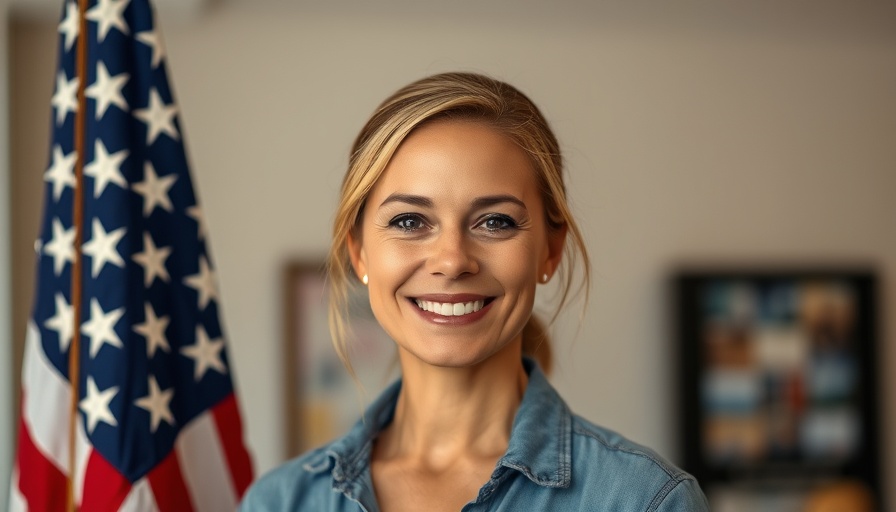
[400,335,520,370]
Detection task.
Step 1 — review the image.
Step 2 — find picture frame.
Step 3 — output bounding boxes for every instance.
[674,268,881,510]
[282,261,397,458]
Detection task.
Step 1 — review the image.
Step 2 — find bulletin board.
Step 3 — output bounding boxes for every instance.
[675,268,881,510]
[282,262,397,457]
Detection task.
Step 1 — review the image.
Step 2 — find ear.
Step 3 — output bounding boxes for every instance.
[541,223,567,280]
[347,229,367,282]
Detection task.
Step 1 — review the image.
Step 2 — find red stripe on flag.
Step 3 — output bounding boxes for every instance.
[80,450,131,511]
[148,449,196,512]
[212,394,255,498]
[14,411,68,511]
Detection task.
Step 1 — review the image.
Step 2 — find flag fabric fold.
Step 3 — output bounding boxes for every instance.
[11,0,254,509]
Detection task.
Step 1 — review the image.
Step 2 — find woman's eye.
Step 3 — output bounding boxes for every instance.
[390,214,426,232]
[480,215,517,232]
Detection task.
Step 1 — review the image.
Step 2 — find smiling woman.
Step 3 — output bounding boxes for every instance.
[349,120,560,373]
[240,72,710,511]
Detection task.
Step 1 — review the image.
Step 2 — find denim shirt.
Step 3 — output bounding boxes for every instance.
[240,359,709,511]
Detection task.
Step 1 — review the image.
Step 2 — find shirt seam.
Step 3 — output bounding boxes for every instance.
[571,422,682,480]
[302,450,331,473]
[645,474,691,512]
[558,400,572,485]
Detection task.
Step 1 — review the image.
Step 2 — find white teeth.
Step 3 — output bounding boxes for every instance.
[414,299,485,317]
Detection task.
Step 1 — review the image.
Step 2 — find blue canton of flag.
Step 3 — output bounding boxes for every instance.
[12,1,254,510]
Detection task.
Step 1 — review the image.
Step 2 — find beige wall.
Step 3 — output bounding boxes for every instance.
[8,0,896,503]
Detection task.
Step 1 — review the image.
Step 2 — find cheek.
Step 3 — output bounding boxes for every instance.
[490,240,540,292]
[366,239,422,293]
[363,242,424,343]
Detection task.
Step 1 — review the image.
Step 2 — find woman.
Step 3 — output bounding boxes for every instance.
[241,72,709,511]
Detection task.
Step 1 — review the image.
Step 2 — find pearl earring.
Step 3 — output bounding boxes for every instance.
[541,273,549,283]
[361,274,369,285]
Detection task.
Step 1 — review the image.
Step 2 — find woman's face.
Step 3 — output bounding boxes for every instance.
[349,120,565,368]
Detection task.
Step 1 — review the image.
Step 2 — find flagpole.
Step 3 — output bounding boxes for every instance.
[67,0,90,510]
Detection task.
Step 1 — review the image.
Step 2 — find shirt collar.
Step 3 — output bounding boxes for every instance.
[303,378,401,484]
[498,358,572,488]
[305,358,572,489]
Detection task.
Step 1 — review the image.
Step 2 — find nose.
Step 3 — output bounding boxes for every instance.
[425,227,479,279]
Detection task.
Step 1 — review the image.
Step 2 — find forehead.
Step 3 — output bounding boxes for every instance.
[369,119,540,205]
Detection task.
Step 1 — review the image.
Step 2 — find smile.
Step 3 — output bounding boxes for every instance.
[414,299,485,317]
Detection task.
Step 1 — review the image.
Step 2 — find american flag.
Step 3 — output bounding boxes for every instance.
[10,0,254,509]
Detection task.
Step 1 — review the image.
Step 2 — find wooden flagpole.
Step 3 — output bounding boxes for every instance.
[67,0,90,509]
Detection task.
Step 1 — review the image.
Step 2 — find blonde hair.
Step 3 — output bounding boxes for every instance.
[327,72,590,376]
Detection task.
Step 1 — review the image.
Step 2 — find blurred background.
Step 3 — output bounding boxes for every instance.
[1,0,894,509]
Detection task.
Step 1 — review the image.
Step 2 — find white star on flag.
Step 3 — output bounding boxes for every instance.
[133,303,171,358]
[136,27,166,69]
[133,88,179,145]
[180,325,226,381]
[44,145,77,201]
[134,375,175,433]
[186,205,208,240]
[43,217,76,275]
[58,1,79,52]
[132,162,177,216]
[50,71,79,125]
[80,376,119,434]
[184,256,218,310]
[82,218,127,277]
[85,0,130,42]
[44,293,75,352]
[82,298,125,358]
[84,139,129,198]
[132,232,171,286]
[85,61,129,119]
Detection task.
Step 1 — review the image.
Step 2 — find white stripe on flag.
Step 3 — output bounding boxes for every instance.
[8,468,26,512]
[72,419,91,506]
[120,478,160,512]
[22,320,71,474]
[176,411,238,511]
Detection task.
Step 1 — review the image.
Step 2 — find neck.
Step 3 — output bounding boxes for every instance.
[376,342,528,469]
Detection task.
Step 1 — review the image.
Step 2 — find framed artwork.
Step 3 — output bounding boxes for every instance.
[675,268,881,511]
[283,262,397,458]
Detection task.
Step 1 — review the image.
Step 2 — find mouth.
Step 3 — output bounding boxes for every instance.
[410,295,495,318]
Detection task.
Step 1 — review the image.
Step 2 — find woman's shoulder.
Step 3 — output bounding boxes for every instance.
[509,361,709,510]
[240,382,400,510]
[567,414,709,510]
[570,414,686,478]
[238,444,335,511]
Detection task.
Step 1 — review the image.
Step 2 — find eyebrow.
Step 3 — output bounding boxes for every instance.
[379,194,433,209]
[471,195,527,210]
[378,193,527,210]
